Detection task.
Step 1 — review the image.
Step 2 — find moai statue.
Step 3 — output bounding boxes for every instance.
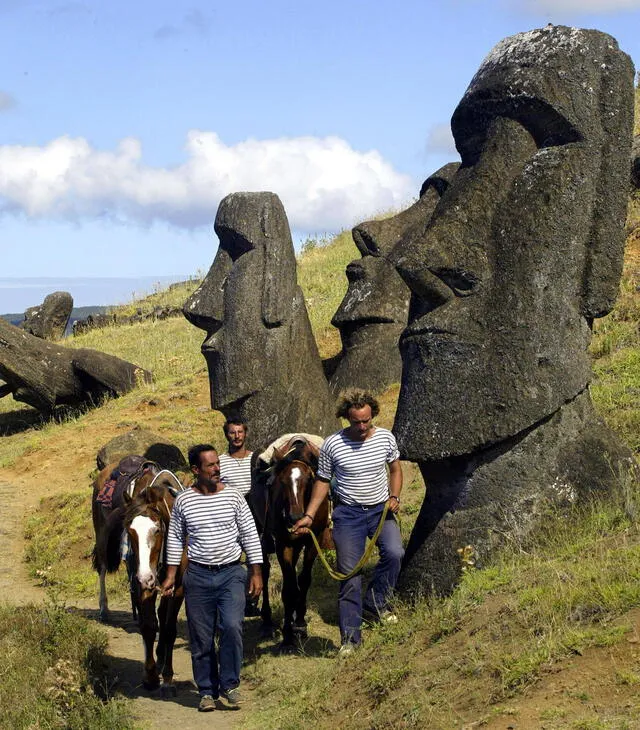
[387,26,637,595]
[329,164,459,396]
[22,291,73,340]
[183,192,338,450]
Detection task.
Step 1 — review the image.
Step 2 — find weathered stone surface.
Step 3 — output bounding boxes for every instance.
[0,318,152,412]
[632,134,640,189]
[96,427,186,471]
[329,163,458,395]
[387,26,637,596]
[183,192,338,449]
[400,392,637,595]
[22,291,73,340]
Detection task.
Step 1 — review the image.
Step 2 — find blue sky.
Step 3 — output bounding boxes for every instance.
[1,0,639,287]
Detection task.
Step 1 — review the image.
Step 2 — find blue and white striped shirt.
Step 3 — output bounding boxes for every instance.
[317,427,400,506]
[219,452,253,496]
[166,486,263,566]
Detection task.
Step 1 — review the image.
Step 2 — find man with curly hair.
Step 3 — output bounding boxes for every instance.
[293,390,404,654]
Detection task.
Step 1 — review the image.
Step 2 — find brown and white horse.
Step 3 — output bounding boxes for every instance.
[91,457,183,622]
[268,438,331,651]
[124,481,187,694]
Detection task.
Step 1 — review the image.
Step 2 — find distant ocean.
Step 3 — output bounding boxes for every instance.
[0,276,192,316]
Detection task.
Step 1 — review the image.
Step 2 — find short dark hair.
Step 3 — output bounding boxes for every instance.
[222,416,248,434]
[188,444,217,469]
[335,390,380,420]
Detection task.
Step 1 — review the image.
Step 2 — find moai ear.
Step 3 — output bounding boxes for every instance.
[260,195,297,327]
[580,41,634,320]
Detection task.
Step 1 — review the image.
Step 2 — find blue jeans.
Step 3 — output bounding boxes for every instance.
[183,562,246,698]
[332,502,404,646]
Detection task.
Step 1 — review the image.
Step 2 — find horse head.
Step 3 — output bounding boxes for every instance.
[271,441,318,531]
[124,485,175,594]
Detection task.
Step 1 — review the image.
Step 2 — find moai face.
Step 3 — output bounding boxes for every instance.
[329,165,459,396]
[183,192,297,413]
[390,26,634,461]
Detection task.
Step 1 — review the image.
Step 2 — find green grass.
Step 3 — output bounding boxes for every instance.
[0,599,134,729]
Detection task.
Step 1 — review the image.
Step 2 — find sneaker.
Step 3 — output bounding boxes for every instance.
[221,686,242,707]
[198,695,216,712]
[338,643,356,657]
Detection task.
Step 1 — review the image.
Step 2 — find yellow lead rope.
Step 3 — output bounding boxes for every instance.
[294,502,391,581]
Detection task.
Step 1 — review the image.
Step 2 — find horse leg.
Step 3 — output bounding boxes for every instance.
[293,540,318,639]
[276,544,300,652]
[98,564,109,622]
[259,555,275,638]
[157,594,183,698]
[138,593,160,690]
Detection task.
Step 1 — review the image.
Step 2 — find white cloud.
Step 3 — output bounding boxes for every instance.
[0,133,414,234]
[425,123,458,156]
[513,0,640,12]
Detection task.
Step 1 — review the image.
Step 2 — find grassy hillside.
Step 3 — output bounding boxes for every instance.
[0,110,638,727]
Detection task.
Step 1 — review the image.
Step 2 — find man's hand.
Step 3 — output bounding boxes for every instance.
[387,495,401,514]
[291,514,313,534]
[161,565,178,596]
[160,576,175,597]
[248,565,263,598]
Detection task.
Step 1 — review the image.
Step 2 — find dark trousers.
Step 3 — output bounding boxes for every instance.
[183,562,246,698]
[332,502,404,646]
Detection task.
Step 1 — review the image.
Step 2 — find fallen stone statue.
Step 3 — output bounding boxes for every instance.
[0,318,152,412]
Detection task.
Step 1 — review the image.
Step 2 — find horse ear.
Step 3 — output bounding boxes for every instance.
[123,491,132,505]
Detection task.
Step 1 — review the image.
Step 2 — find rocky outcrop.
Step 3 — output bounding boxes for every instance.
[183,192,338,449]
[388,26,637,596]
[96,427,187,471]
[22,291,73,340]
[72,306,184,336]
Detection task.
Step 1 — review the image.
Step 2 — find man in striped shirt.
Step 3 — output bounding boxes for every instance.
[292,391,404,654]
[161,444,263,712]
[219,418,253,497]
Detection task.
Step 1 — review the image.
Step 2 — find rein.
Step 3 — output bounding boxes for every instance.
[294,501,392,582]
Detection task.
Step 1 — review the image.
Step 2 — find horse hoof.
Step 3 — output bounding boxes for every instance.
[292,623,308,639]
[160,684,177,699]
[143,678,161,691]
[98,610,109,623]
[278,641,297,655]
[260,623,276,639]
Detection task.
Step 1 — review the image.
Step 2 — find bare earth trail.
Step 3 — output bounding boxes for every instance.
[0,478,246,730]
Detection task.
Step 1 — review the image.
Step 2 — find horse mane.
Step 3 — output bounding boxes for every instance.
[124,484,173,527]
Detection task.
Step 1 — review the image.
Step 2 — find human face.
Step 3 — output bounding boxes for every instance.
[225,423,247,450]
[192,450,221,492]
[346,405,373,441]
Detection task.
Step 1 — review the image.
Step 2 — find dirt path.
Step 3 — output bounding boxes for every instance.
[0,478,244,730]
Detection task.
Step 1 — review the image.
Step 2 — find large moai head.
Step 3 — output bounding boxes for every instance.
[391,26,635,461]
[183,192,337,449]
[329,164,459,396]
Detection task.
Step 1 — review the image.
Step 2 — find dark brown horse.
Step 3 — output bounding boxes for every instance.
[268,438,331,651]
[91,456,183,622]
[123,482,187,694]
